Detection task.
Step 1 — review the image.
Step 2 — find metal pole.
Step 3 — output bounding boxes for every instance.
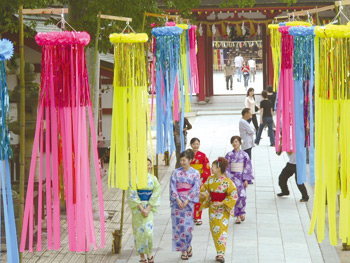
[18,5,25,263]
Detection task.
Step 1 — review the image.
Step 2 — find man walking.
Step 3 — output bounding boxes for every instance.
[248,57,256,82]
[239,108,255,159]
[224,60,234,90]
[234,53,244,82]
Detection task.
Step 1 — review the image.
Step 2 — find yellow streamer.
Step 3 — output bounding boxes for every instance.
[268,24,281,92]
[109,33,149,190]
[309,25,350,245]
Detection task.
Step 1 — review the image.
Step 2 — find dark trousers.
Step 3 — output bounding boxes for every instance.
[278,163,309,199]
[244,148,252,160]
[226,75,233,90]
[255,116,275,145]
[251,114,259,132]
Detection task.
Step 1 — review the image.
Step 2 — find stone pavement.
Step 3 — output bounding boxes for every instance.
[16,96,344,262]
[117,114,341,263]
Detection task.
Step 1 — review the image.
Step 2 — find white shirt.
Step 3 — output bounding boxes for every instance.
[234,56,244,68]
[248,59,256,69]
[245,96,256,114]
[287,152,296,164]
[239,118,255,150]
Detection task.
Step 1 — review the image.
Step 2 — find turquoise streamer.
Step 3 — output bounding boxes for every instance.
[289,26,315,185]
[0,38,19,262]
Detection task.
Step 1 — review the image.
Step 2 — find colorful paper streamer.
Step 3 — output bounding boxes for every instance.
[0,38,19,262]
[20,31,105,252]
[108,33,149,190]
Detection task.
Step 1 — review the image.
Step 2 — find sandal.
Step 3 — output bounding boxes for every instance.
[181,253,188,260]
[147,256,154,263]
[240,215,245,221]
[187,246,193,257]
[235,218,241,224]
[216,255,225,262]
[139,260,146,263]
[195,220,202,225]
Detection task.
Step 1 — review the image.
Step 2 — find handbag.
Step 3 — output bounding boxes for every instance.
[255,105,259,112]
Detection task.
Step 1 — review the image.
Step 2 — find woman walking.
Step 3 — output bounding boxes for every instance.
[189,137,211,225]
[225,136,254,224]
[127,159,161,263]
[244,88,259,132]
[200,157,238,263]
[170,149,201,260]
[241,61,250,89]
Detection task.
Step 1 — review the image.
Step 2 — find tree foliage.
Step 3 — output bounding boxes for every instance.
[219,0,297,8]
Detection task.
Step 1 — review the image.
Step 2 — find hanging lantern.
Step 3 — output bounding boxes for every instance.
[108,33,149,190]
[20,31,105,252]
[0,38,19,262]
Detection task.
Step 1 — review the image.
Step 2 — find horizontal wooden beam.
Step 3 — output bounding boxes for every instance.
[21,8,68,15]
[335,0,350,7]
[288,5,335,16]
[99,14,132,22]
[144,12,179,19]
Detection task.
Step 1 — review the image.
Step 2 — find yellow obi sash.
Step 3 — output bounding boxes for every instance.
[191,164,203,174]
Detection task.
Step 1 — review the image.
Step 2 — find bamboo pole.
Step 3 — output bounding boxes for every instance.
[18,5,25,263]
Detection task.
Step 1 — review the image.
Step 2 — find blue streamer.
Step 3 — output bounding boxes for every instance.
[152,27,183,154]
[289,26,315,185]
[0,38,19,262]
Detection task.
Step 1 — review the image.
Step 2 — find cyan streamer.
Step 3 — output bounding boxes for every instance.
[152,26,183,154]
[0,38,19,262]
[289,26,315,185]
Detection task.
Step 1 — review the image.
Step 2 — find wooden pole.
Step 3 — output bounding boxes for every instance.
[22,8,68,15]
[92,12,101,114]
[18,5,25,263]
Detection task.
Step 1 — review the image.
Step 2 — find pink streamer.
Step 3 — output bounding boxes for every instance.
[276,26,296,152]
[20,31,105,252]
[189,26,199,94]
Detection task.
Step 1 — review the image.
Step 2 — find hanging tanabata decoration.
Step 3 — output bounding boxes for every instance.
[309,24,350,246]
[20,31,105,252]
[189,25,199,94]
[108,33,149,190]
[0,39,19,263]
[289,26,315,186]
[268,24,282,93]
[151,26,183,154]
[274,22,311,153]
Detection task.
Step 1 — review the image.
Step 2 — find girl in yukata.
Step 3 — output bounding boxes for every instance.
[225,136,254,224]
[127,159,161,263]
[189,137,211,225]
[170,149,201,260]
[200,157,238,263]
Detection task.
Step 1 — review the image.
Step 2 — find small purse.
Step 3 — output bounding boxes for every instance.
[255,105,259,112]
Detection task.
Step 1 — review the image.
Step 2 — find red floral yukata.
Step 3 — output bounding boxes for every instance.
[191,151,211,220]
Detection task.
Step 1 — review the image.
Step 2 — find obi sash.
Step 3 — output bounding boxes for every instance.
[210,192,226,202]
[231,162,244,173]
[177,182,192,196]
[137,190,153,201]
[191,163,203,174]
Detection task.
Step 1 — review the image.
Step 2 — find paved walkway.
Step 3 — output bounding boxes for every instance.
[18,96,344,262]
[117,114,340,263]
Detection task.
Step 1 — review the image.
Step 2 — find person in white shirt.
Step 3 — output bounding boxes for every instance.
[244,88,259,133]
[248,57,256,82]
[234,53,244,82]
[239,108,255,159]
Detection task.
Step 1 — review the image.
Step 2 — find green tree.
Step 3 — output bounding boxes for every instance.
[219,0,297,8]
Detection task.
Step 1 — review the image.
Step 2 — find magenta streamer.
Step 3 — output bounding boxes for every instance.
[20,31,105,252]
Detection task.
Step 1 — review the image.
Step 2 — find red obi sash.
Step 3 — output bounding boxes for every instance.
[210,192,226,202]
